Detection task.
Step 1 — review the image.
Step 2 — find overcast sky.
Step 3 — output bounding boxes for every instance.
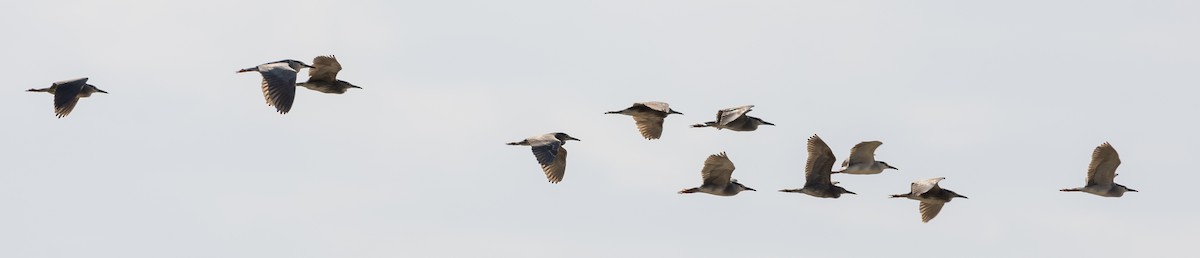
[2,1,1198,257]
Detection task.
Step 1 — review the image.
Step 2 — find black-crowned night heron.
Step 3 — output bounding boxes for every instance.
[678,152,756,196]
[26,77,108,118]
[690,105,774,131]
[1060,142,1138,197]
[297,55,362,94]
[507,132,581,184]
[834,141,899,175]
[891,177,968,223]
[237,59,313,114]
[780,135,857,198]
[605,101,683,140]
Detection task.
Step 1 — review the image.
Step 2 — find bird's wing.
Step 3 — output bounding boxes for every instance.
[308,55,342,81]
[633,116,665,140]
[843,141,883,167]
[259,63,298,114]
[51,78,88,118]
[701,152,735,187]
[910,177,945,195]
[637,102,672,113]
[804,135,837,185]
[919,202,945,223]
[717,105,754,126]
[540,146,567,183]
[1086,142,1121,185]
[529,141,562,167]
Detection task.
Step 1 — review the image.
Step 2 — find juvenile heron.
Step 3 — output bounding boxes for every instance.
[891,177,968,223]
[834,141,899,174]
[780,134,856,198]
[237,59,313,114]
[605,101,683,140]
[690,105,774,131]
[27,77,108,118]
[507,132,581,184]
[679,152,756,196]
[1060,142,1138,197]
[297,55,362,94]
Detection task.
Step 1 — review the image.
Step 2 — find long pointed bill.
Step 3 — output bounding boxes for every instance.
[762,121,776,126]
[568,136,581,141]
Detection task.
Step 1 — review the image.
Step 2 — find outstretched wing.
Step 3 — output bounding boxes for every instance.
[308,55,342,81]
[804,135,837,186]
[51,78,89,118]
[259,63,299,114]
[842,141,883,167]
[716,105,753,126]
[540,146,567,183]
[919,202,945,223]
[910,177,945,196]
[637,102,672,113]
[1086,142,1121,186]
[701,152,735,187]
[633,116,666,139]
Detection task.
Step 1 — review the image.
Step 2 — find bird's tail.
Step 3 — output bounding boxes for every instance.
[678,188,700,194]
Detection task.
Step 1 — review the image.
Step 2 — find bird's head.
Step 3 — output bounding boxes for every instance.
[880,161,898,170]
[553,132,580,142]
[340,80,363,89]
[837,186,857,196]
[754,117,775,126]
[948,189,969,199]
[732,179,755,192]
[278,59,315,70]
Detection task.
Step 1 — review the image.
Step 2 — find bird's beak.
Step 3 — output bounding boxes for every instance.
[670,110,683,115]
[888,165,899,170]
[351,85,363,89]
[845,190,857,195]
[959,194,969,199]
[745,187,756,191]
[1127,189,1138,192]
[762,121,776,126]
[25,88,37,92]
[568,136,581,141]
[304,63,315,68]
[96,89,109,94]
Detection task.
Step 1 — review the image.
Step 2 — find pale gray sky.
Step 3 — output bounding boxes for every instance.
[3,1,1198,257]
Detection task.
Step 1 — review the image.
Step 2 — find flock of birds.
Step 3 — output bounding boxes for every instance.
[509,102,1138,223]
[25,58,1138,223]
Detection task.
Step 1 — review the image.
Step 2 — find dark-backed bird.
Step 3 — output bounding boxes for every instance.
[780,134,856,198]
[297,55,362,94]
[834,141,899,175]
[679,152,756,196]
[891,177,968,223]
[237,59,313,114]
[1060,142,1137,197]
[691,105,774,131]
[507,132,581,184]
[605,101,683,140]
[27,77,108,118]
